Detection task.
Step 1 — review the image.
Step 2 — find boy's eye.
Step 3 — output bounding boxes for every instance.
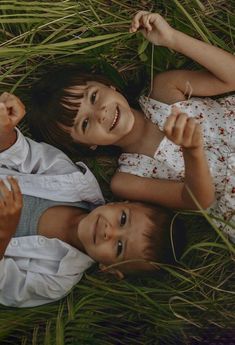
[117,240,123,256]
[90,91,97,104]
[82,118,89,132]
[120,211,126,227]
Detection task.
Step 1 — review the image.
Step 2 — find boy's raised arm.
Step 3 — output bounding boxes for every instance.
[0,93,79,175]
[0,92,25,152]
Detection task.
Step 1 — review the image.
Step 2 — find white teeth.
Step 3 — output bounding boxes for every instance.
[110,107,119,131]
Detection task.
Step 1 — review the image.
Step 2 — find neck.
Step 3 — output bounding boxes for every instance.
[115,108,148,152]
[65,211,87,253]
[116,108,164,156]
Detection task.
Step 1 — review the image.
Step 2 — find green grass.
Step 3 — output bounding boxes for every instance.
[0,0,234,344]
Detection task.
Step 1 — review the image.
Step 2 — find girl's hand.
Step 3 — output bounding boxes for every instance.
[0,92,26,133]
[130,11,175,47]
[164,107,203,151]
[0,177,23,240]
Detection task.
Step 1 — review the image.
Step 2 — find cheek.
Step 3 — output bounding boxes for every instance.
[95,243,114,264]
[71,129,81,142]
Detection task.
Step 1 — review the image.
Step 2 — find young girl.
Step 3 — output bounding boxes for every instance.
[29,11,235,241]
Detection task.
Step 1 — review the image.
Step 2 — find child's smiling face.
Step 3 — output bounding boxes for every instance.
[62,81,135,147]
[77,202,154,270]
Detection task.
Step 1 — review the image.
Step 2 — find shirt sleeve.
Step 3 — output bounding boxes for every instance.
[0,256,82,308]
[0,128,78,175]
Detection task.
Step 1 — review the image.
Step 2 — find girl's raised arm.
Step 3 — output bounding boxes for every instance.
[111,109,215,211]
[130,12,235,104]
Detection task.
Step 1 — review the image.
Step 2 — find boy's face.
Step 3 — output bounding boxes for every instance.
[62,81,135,147]
[77,202,153,269]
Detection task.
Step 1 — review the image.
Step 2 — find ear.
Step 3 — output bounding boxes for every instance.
[89,145,98,150]
[99,264,125,280]
[110,85,116,91]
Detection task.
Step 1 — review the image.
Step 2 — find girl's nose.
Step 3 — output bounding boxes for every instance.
[96,106,106,124]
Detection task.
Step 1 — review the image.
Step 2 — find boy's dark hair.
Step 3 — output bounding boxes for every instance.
[28,66,121,156]
[118,203,186,274]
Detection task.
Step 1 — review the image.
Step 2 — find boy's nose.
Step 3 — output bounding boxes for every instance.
[103,224,116,241]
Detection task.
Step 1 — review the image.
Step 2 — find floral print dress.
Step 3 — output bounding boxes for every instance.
[118,95,235,241]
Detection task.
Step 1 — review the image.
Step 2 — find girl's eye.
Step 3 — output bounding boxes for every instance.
[90,91,97,104]
[120,211,126,227]
[82,118,89,132]
[117,240,123,256]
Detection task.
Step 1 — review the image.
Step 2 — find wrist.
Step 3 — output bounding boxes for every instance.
[168,29,191,52]
[182,145,204,159]
[0,129,17,152]
[165,28,179,50]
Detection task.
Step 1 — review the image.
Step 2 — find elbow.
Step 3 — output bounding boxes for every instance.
[184,185,215,210]
[201,198,214,210]
[110,175,124,199]
[199,189,216,210]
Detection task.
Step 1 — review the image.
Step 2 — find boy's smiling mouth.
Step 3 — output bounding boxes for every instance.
[109,106,120,131]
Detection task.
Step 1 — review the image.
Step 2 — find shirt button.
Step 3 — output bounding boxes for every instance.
[38,237,45,245]
[11,239,18,246]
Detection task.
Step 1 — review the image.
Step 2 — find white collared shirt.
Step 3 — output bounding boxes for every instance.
[0,129,104,307]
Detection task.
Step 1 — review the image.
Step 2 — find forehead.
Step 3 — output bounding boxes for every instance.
[66,81,107,94]
[124,204,153,260]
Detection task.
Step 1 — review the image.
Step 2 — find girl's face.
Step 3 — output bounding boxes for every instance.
[62,81,135,147]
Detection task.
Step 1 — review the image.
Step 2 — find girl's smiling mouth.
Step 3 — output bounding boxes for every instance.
[109,106,120,131]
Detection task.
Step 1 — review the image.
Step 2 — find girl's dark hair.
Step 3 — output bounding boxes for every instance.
[28,65,122,156]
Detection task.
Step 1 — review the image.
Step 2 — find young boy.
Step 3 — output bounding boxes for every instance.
[0,93,179,308]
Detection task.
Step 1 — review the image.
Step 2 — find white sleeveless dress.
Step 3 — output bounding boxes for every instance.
[118,95,235,241]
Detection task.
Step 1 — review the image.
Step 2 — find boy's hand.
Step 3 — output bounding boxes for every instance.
[130,12,175,47]
[164,107,203,151]
[0,93,25,151]
[0,92,26,132]
[0,177,23,240]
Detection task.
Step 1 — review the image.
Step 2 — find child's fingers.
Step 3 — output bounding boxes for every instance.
[0,92,10,103]
[0,102,8,120]
[182,118,196,147]
[171,113,188,144]
[129,11,149,32]
[141,14,153,32]
[191,123,202,147]
[0,179,13,205]
[164,113,178,137]
[7,176,22,204]
[164,108,183,135]
[142,13,162,32]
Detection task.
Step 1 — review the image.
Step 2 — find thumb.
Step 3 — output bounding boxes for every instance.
[0,102,9,122]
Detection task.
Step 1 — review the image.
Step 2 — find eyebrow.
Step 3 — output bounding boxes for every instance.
[121,208,131,261]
